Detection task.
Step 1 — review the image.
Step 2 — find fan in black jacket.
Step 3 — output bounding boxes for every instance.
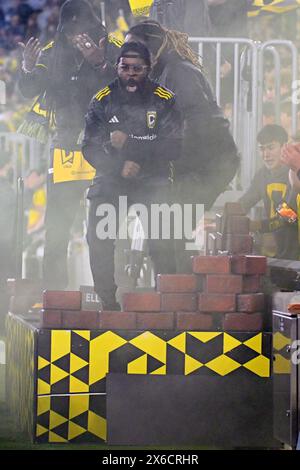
[82,42,183,309]
[126,20,239,272]
[18,0,121,289]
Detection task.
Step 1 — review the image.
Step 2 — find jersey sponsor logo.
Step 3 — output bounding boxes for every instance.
[109,115,119,123]
[129,133,157,141]
[147,111,157,129]
[95,86,111,101]
[154,86,173,100]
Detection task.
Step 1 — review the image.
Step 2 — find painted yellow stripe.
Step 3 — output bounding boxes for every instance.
[95,89,111,101]
[156,87,173,98]
[154,90,171,100]
[36,63,48,70]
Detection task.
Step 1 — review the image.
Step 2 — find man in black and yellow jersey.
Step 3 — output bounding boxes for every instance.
[238,124,299,260]
[82,42,182,310]
[18,0,122,289]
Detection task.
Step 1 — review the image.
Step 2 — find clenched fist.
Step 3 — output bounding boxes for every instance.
[121,161,140,178]
[110,130,128,150]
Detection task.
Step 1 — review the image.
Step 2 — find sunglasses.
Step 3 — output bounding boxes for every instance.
[118,64,148,73]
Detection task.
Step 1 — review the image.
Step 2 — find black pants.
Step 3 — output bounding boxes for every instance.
[43,176,88,289]
[87,177,175,308]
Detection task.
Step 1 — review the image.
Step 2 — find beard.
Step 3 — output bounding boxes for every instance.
[119,77,147,94]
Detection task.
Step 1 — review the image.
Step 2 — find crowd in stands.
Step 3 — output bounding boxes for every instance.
[0,0,299,280]
[1,1,63,51]
[0,1,298,134]
[0,1,133,52]
[0,1,61,131]
[0,1,134,130]
[0,0,297,166]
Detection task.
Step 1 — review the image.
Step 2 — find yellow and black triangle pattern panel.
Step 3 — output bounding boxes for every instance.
[5,313,36,438]
[36,394,106,443]
[37,331,271,395]
[248,0,299,17]
[273,331,292,374]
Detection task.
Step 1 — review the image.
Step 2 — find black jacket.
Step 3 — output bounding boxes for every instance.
[82,78,183,187]
[18,37,120,149]
[150,51,239,184]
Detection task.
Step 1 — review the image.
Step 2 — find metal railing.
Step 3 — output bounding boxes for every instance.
[258,40,298,136]
[1,38,298,194]
[188,37,298,199]
[0,132,48,189]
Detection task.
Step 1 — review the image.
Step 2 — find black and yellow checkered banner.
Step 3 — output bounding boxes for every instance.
[37,330,271,396]
[6,316,272,443]
[35,330,271,443]
[36,394,106,443]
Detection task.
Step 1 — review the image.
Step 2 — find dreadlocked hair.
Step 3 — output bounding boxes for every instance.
[129,20,203,71]
[156,28,203,70]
